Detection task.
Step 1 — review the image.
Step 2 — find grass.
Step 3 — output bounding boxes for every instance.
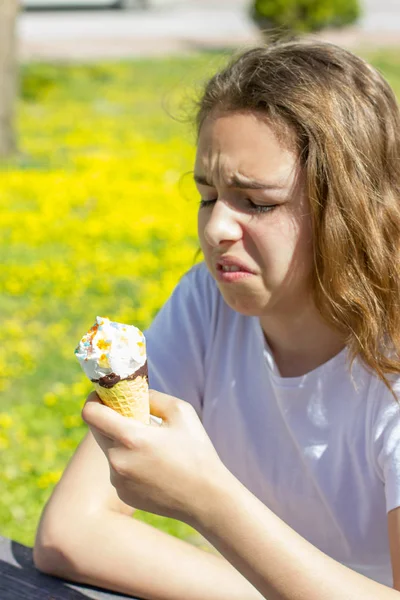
[0,47,399,549]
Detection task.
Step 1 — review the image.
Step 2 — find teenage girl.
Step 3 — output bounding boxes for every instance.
[35,39,400,600]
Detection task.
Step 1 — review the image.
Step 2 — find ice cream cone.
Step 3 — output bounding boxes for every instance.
[94,374,150,424]
[75,316,150,424]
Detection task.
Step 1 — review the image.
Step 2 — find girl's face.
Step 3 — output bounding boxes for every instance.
[196,110,314,318]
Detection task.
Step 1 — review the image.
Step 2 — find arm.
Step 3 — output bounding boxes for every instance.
[388,507,400,591]
[196,468,400,600]
[33,430,263,600]
[81,391,400,600]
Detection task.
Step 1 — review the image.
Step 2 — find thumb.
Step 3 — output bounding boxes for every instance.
[149,389,190,425]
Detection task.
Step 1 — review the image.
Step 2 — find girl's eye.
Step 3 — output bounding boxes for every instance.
[199,198,217,208]
[199,198,278,214]
[245,199,278,214]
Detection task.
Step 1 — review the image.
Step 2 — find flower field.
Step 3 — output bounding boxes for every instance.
[1,48,399,549]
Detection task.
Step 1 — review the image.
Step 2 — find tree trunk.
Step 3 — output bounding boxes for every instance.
[0,0,19,158]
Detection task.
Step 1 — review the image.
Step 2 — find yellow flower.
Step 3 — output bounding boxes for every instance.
[43,393,57,407]
[0,434,9,449]
[0,414,13,429]
[37,470,62,489]
[63,415,82,429]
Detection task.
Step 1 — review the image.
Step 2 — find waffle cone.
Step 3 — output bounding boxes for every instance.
[94,376,150,424]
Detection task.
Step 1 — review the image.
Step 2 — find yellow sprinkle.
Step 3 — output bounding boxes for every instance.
[97,339,111,351]
[99,353,110,368]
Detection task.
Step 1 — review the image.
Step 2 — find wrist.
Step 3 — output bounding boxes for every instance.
[188,461,239,532]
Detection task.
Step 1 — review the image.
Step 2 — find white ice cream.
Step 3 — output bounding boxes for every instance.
[75,316,146,381]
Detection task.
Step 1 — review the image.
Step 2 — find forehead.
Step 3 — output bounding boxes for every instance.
[195,110,299,184]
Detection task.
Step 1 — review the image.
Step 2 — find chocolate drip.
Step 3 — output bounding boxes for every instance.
[92,360,148,389]
[126,361,148,381]
[92,372,121,388]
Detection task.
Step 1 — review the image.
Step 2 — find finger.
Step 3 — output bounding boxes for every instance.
[89,425,114,455]
[149,389,194,425]
[82,391,114,429]
[82,392,145,446]
[85,390,103,406]
[149,389,178,423]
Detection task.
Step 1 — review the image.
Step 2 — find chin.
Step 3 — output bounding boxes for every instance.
[219,289,272,317]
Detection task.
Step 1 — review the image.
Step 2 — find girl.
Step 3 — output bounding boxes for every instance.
[35,39,400,600]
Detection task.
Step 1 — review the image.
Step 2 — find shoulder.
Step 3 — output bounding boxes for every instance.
[344,358,400,446]
[355,361,400,426]
[372,376,400,435]
[367,368,400,419]
[147,262,222,335]
[178,261,218,297]
[366,372,400,512]
[171,262,224,321]
[362,366,400,476]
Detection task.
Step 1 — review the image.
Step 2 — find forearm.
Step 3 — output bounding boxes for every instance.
[195,469,400,600]
[35,508,264,600]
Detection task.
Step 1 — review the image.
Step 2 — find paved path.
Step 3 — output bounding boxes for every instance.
[17,0,400,62]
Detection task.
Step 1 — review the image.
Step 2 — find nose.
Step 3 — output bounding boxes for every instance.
[203,199,243,247]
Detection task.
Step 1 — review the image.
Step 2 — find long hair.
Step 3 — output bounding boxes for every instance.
[196,39,400,393]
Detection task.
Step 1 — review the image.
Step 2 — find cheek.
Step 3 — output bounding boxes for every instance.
[251,214,311,274]
[197,211,208,251]
[251,219,296,266]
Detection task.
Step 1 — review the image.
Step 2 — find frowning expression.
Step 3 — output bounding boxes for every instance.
[195,110,314,317]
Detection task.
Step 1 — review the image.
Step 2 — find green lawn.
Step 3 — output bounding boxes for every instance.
[1,47,399,549]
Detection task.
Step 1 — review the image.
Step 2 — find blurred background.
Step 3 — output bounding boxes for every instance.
[16,0,400,61]
[0,0,399,555]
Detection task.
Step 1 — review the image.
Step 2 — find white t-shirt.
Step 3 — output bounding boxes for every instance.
[145,262,400,587]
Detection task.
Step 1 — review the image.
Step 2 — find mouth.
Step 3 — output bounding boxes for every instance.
[216,257,255,273]
[219,264,241,272]
[215,257,256,281]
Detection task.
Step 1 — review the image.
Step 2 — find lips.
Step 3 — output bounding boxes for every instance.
[216,256,256,274]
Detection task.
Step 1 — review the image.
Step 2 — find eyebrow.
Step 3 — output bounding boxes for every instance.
[193,173,285,191]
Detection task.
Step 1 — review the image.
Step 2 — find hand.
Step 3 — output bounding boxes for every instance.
[81,390,229,525]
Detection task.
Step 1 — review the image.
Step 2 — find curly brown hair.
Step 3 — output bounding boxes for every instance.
[196,39,400,394]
